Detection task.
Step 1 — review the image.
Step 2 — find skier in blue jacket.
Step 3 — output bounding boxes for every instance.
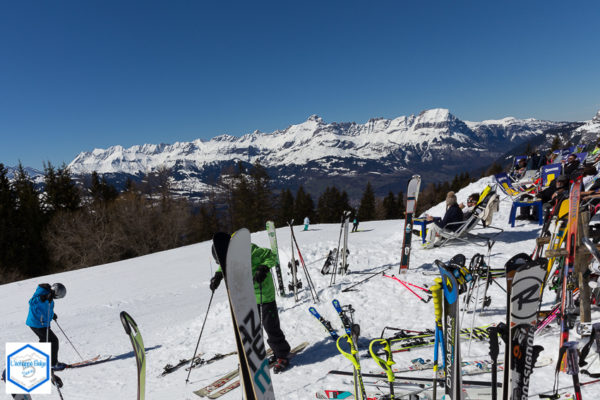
[26,283,67,370]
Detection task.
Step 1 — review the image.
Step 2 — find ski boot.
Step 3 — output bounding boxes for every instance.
[272,358,289,374]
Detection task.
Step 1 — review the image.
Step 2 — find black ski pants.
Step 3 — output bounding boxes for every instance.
[259,301,291,359]
[30,326,59,366]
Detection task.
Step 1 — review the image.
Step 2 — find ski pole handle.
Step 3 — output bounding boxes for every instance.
[431,279,443,324]
[336,335,361,371]
[368,338,395,383]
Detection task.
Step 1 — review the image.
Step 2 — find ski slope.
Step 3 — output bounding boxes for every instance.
[2,176,600,399]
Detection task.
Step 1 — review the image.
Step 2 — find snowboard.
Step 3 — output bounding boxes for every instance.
[215,229,275,400]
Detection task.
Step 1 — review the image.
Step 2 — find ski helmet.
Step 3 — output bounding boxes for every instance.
[51,283,66,299]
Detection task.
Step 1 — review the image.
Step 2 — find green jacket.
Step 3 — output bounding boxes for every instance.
[218,243,278,304]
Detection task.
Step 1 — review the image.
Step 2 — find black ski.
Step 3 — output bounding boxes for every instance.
[400,175,421,274]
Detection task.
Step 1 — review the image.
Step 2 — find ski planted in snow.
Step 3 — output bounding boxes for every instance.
[501,252,531,400]
[266,220,285,296]
[508,258,547,399]
[120,311,146,400]
[435,259,463,400]
[559,176,583,370]
[287,220,302,301]
[399,175,421,274]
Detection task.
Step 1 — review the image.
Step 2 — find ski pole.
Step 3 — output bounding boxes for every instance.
[565,341,583,400]
[46,307,51,342]
[431,280,444,400]
[369,339,395,400]
[383,274,431,303]
[54,320,85,362]
[330,214,345,286]
[259,281,263,325]
[487,326,499,400]
[185,290,214,383]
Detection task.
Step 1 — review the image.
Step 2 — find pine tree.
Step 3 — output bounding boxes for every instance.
[43,162,80,214]
[382,191,397,219]
[230,163,254,230]
[0,164,18,280]
[485,162,504,176]
[249,161,273,231]
[397,191,405,216]
[89,171,118,204]
[357,182,376,221]
[278,188,294,226]
[12,164,49,277]
[550,135,562,152]
[294,185,315,223]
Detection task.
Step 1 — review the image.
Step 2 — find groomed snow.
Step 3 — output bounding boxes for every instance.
[1,176,599,399]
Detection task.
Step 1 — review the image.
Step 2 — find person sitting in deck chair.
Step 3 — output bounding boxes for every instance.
[459,193,480,220]
[423,191,464,249]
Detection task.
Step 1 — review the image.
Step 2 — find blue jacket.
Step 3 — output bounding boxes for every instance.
[26,284,54,328]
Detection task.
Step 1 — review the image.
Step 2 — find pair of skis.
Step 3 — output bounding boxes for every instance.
[330,299,366,400]
[193,342,309,399]
[330,211,352,285]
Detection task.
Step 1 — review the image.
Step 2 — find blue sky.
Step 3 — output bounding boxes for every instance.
[1,0,599,169]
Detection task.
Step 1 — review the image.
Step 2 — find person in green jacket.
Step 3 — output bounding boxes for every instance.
[209,242,292,372]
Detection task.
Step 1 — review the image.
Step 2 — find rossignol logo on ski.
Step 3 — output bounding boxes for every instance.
[510,276,543,325]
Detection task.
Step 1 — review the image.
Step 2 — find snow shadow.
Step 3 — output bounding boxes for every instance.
[103,344,162,363]
[497,229,540,243]
[289,338,341,367]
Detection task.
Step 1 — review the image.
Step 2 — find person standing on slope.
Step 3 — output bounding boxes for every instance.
[209,242,292,372]
[26,283,67,370]
[351,217,359,232]
[303,216,310,231]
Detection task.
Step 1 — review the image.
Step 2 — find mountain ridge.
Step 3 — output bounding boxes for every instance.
[7,108,599,200]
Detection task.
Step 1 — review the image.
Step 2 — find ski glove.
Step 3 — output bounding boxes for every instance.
[210,271,223,291]
[253,265,270,283]
[52,313,58,321]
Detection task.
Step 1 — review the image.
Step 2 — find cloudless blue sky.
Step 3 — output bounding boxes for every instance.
[1,0,599,169]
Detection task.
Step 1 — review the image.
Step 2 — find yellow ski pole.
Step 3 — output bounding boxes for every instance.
[431,278,444,400]
[336,334,366,400]
[369,338,395,399]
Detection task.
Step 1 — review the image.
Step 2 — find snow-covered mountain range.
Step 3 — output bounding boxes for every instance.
[56,108,599,198]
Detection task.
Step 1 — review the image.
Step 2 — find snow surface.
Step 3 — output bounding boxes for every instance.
[2,176,600,399]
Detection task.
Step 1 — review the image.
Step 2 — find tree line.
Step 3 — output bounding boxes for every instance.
[0,160,474,283]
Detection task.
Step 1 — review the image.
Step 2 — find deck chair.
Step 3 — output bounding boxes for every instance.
[494,172,535,200]
[436,190,504,247]
[540,163,562,190]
